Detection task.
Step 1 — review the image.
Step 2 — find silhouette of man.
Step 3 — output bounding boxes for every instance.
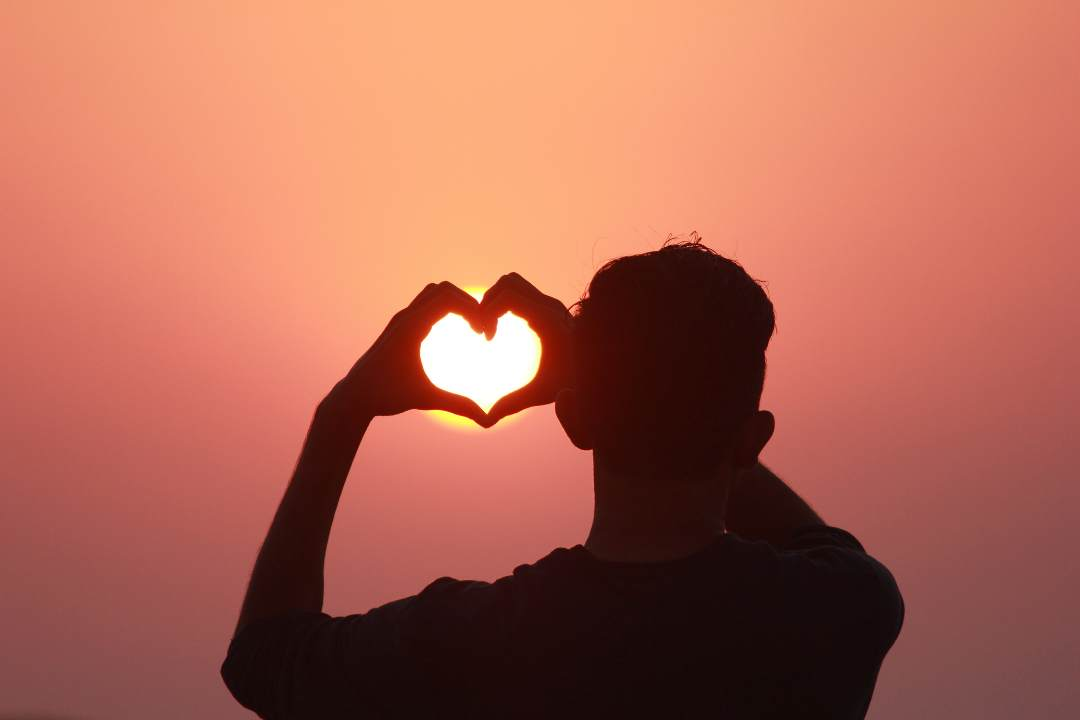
[222,240,903,718]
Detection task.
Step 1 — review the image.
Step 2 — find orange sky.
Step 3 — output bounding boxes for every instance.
[2,3,1078,718]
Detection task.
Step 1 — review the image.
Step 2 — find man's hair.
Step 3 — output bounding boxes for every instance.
[572,235,775,478]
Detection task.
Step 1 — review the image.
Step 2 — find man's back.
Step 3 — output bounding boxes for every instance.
[222,253,905,718]
[223,524,903,718]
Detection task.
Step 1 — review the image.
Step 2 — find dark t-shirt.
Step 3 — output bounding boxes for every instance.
[222,525,903,719]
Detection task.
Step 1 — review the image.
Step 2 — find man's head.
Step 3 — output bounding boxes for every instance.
[556,236,776,480]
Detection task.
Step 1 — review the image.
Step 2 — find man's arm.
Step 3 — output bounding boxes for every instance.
[232,406,367,635]
[727,461,905,716]
[724,461,824,546]
[231,282,489,638]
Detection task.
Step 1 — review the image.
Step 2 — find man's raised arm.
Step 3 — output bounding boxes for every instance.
[725,462,824,546]
[230,282,489,637]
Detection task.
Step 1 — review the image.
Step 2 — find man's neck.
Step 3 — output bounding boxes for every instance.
[583,458,731,563]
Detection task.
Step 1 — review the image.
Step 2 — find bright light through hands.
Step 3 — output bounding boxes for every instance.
[419,287,542,426]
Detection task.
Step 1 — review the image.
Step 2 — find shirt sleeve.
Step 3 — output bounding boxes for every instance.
[220,578,505,719]
[778,524,905,659]
[770,524,905,716]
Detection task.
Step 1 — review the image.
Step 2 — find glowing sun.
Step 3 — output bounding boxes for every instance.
[420,287,542,425]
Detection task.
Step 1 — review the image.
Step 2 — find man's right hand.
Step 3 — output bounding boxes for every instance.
[480,273,575,426]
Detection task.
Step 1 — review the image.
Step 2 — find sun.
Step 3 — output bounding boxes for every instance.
[419,286,542,428]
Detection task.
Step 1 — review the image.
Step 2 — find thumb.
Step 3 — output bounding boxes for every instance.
[485,385,538,426]
[426,389,489,427]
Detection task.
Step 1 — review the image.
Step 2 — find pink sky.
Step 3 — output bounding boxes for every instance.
[2,3,1078,718]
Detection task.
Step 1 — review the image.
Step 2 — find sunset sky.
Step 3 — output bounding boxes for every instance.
[2,3,1078,718]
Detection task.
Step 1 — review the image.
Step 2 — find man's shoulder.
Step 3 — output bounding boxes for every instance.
[754,525,905,659]
[416,545,585,602]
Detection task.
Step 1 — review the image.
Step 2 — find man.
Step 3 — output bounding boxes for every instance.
[222,240,904,718]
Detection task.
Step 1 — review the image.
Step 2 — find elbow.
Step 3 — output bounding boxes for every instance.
[220,636,265,717]
[220,645,245,707]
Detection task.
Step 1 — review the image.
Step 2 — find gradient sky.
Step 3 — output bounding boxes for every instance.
[2,3,1078,718]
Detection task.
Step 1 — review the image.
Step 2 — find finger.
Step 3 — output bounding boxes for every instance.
[421,388,489,427]
[480,274,541,337]
[484,272,544,300]
[483,273,566,314]
[408,281,472,312]
[484,294,568,345]
[408,282,440,306]
[483,285,560,321]
[485,385,542,426]
[481,273,543,313]
[482,280,567,337]
[405,281,485,333]
[384,282,437,328]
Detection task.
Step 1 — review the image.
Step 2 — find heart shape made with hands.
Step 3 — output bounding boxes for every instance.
[420,309,542,414]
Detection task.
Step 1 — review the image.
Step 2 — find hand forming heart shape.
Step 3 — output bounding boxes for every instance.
[422,274,574,426]
[420,307,542,414]
[319,276,573,432]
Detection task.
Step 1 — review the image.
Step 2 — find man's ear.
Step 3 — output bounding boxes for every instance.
[731,410,775,470]
[555,388,593,450]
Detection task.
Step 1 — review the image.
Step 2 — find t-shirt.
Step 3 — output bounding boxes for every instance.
[222,525,904,719]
